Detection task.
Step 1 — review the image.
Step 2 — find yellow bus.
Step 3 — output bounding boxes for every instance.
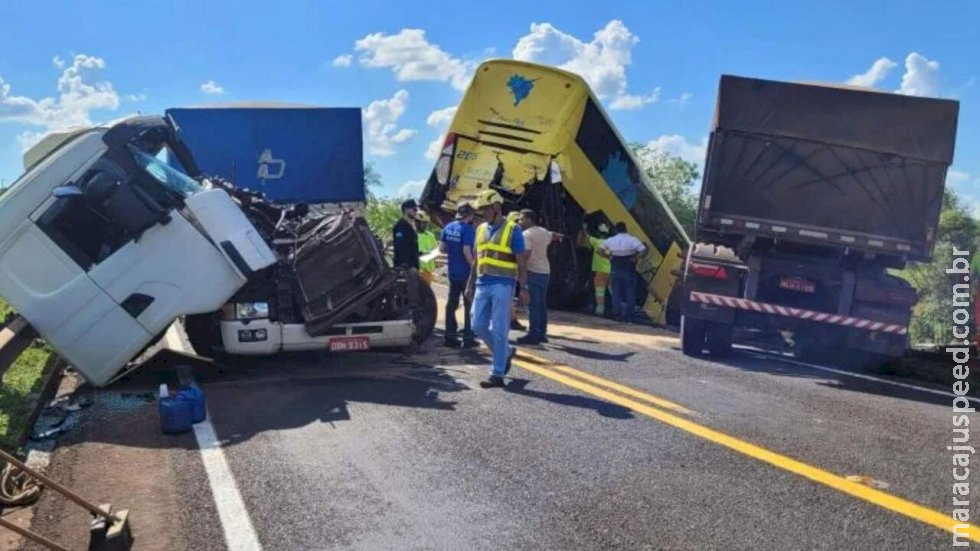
[420,59,690,323]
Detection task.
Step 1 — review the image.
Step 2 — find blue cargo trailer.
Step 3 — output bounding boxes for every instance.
[165,104,365,204]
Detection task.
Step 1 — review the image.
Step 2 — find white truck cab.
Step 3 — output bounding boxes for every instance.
[0,116,276,385]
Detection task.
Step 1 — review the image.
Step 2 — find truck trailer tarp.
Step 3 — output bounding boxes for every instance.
[166,105,365,204]
[703,75,959,260]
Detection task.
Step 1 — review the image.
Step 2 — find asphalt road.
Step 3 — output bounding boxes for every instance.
[27,287,974,550]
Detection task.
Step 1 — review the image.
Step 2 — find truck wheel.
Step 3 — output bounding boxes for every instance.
[411,278,438,344]
[681,316,708,357]
[184,313,223,358]
[705,322,734,357]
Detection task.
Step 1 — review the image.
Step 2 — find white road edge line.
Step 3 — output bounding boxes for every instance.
[739,346,980,404]
[165,325,263,551]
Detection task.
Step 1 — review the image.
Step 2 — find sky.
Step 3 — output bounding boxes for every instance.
[0,1,977,210]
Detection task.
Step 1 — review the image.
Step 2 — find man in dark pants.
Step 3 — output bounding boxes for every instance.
[439,202,477,348]
[601,222,646,323]
[393,199,420,270]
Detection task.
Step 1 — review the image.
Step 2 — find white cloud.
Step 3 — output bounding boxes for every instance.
[641,134,708,168]
[426,106,457,128]
[896,52,940,97]
[512,20,657,111]
[52,56,65,69]
[847,57,897,88]
[16,131,46,151]
[332,54,353,68]
[353,29,473,90]
[947,169,970,188]
[0,54,120,150]
[669,92,693,106]
[397,179,426,198]
[363,89,416,156]
[610,87,660,110]
[125,93,146,102]
[200,80,225,95]
[424,106,457,161]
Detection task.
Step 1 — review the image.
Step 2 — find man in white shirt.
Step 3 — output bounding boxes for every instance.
[600,222,646,322]
[517,209,559,344]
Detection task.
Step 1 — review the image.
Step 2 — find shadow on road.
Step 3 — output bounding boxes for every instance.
[503,378,635,419]
[548,343,636,363]
[709,347,952,407]
[67,345,471,451]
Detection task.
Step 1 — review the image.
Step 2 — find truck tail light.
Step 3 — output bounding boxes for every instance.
[690,262,728,279]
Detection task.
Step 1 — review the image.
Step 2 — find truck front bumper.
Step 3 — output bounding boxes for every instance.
[220,319,415,355]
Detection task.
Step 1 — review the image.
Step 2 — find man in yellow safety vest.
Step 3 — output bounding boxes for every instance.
[465,190,529,388]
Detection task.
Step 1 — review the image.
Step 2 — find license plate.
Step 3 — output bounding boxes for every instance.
[779,277,816,293]
[329,336,370,352]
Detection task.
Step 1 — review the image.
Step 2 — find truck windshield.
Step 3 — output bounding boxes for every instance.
[130,146,204,198]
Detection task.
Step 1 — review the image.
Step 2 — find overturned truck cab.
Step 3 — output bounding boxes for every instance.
[0,114,434,387]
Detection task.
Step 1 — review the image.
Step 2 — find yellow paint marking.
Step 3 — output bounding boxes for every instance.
[516,351,691,414]
[513,358,979,542]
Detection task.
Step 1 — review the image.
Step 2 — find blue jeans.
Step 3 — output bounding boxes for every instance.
[472,279,516,377]
[527,272,550,339]
[610,267,637,322]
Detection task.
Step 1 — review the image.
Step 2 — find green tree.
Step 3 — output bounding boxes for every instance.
[899,189,978,344]
[361,164,402,244]
[629,143,700,237]
[364,163,382,200]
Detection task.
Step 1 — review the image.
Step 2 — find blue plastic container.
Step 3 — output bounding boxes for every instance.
[159,395,193,434]
[179,384,207,424]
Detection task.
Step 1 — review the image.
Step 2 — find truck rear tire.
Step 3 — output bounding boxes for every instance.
[411,278,438,344]
[681,316,708,357]
[705,322,734,357]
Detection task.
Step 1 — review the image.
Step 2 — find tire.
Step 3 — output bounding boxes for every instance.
[705,322,734,357]
[681,316,708,357]
[184,313,224,358]
[411,277,438,344]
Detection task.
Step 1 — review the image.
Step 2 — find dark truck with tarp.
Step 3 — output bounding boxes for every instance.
[680,75,959,364]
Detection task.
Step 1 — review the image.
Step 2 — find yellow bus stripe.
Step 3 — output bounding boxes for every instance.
[513,358,978,542]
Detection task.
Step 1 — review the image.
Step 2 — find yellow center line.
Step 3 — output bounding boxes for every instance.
[512,358,978,542]
[516,350,692,414]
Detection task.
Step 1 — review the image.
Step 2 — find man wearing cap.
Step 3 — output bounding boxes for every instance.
[439,203,477,348]
[416,211,438,284]
[393,199,420,270]
[466,190,528,388]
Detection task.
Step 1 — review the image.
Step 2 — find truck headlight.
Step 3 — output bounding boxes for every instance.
[223,302,269,320]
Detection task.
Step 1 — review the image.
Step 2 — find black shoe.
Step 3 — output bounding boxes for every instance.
[515,335,540,345]
[538,336,549,344]
[510,319,526,331]
[479,376,505,388]
[444,338,461,348]
[504,346,517,376]
[461,339,479,349]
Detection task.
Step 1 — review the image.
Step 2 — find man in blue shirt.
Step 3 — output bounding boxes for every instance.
[439,202,477,348]
[466,190,528,388]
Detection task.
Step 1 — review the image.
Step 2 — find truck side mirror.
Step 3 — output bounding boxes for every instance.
[52,185,84,199]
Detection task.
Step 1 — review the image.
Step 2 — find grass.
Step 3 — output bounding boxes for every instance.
[0,341,55,449]
[0,297,11,324]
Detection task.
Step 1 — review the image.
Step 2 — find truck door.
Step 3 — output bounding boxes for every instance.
[2,188,155,387]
